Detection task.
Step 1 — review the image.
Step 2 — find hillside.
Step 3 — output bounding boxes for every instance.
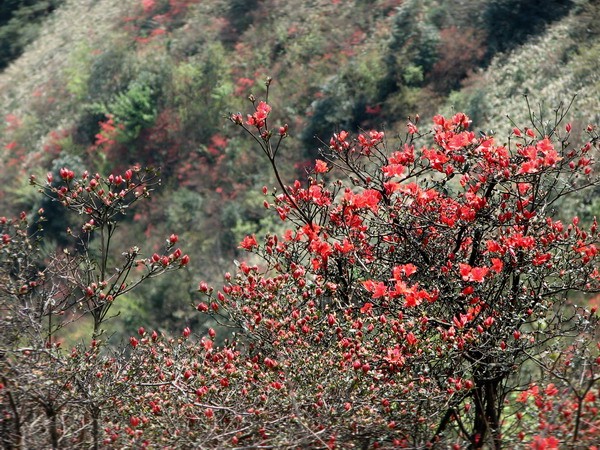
[0,0,599,335]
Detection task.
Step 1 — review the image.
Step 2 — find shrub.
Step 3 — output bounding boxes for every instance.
[0,166,190,448]
[0,86,598,448]
[121,89,599,448]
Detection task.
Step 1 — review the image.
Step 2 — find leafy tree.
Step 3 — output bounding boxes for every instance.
[105,81,157,142]
[429,27,486,94]
[222,0,260,44]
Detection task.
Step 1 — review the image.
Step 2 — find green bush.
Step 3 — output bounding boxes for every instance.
[169,43,233,145]
[102,73,159,142]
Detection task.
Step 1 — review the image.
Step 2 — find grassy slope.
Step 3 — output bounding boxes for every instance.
[444,0,600,134]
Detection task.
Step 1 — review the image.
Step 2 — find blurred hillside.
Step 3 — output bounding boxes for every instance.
[1,0,599,336]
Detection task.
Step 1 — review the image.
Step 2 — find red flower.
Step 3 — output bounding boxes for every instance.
[459,263,489,282]
[239,234,258,250]
[532,253,551,266]
[422,148,449,172]
[530,435,559,450]
[363,280,387,299]
[382,163,405,178]
[354,189,382,213]
[129,416,140,427]
[246,101,271,128]
[491,258,503,273]
[59,167,75,181]
[393,264,418,279]
[360,302,373,314]
[314,159,329,173]
[544,383,558,396]
[407,122,418,135]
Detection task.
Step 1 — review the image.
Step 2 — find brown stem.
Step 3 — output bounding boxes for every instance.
[267,157,313,226]
[471,378,501,450]
[430,407,455,445]
[44,405,59,449]
[2,378,22,450]
[91,407,100,450]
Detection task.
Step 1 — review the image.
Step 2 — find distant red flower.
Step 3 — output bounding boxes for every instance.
[141,0,156,13]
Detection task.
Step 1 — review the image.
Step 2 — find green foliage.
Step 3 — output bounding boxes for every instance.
[445,87,490,129]
[101,73,159,142]
[165,188,205,232]
[301,50,387,146]
[86,44,132,102]
[170,42,233,144]
[122,273,195,335]
[402,64,424,87]
[387,0,440,81]
[63,42,94,101]
[223,0,259,42]
[571,41,600,90]
[219,190,271,251]
[458,4,600,138]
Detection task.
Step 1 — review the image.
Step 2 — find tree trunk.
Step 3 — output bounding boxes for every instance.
[471,378,502,450]
[45,407,59,450]
[91,407,100,450]
[1,384,22,450]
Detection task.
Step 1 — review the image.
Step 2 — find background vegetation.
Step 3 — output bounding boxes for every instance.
[0,0,599,338]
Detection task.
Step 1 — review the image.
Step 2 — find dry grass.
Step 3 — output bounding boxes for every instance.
[0,0,130,121]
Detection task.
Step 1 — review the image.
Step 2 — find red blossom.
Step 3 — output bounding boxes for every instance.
[530,435,559,450]
[239,234,258,251]
[314,159,329,174]
[459,263,489,282]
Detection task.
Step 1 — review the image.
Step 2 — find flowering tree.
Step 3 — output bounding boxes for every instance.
[1,85,598,449]
[191,85,599,448]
